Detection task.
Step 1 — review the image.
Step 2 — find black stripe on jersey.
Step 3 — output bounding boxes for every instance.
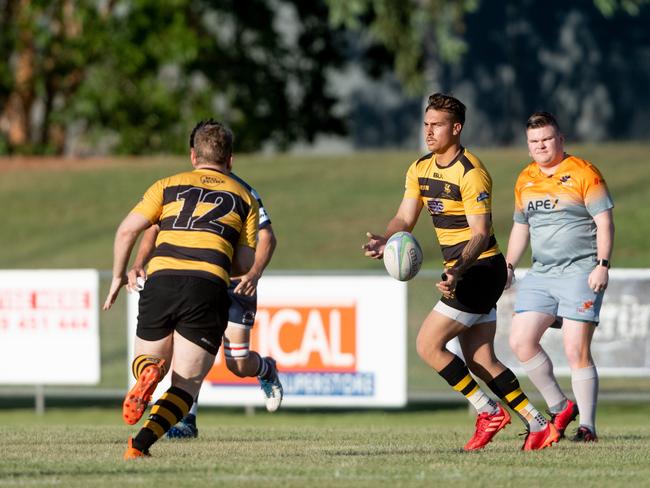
[430,214,469,229]
[163,185,197,206]
[418,178,462,201]
[441,234,497,262]
[416,152,433,165]
[159,216,241,249]
[458,153,474,176]
[150,268,228,286]
[153,242,231,273]
[162,185,251,223]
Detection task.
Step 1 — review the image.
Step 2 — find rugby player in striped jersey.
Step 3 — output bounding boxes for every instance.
[364,93,557,451]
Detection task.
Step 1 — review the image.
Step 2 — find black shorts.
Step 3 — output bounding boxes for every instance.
[227,279,257,327]
[441,253,507,314]
[137,275,230,355]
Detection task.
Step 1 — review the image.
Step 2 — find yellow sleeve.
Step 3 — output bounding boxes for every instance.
[238,197,259,249]
[131,179,165,224]
[403,161,421,199]
[461,167,492,215]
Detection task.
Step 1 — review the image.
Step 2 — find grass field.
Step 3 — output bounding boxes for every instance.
[1,143,648,270]
[1,146,649,486]
[1,404,649,487]
[1,144,650,394]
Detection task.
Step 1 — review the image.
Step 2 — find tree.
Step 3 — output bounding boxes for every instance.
[0,0,346,155]
[325,0,649,94]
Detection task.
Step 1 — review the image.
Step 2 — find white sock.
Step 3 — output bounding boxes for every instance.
[189,402,198,416]
[518,403,548,432]
[467,389,498,415]
[572,365,598,433]
[521,350,567,411]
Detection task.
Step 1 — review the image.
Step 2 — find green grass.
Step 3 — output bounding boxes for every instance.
[1,143,648,270]
[1,144,649,394]
[1,404,649,487]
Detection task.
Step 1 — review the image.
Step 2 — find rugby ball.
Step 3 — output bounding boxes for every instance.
[383,231,423,281]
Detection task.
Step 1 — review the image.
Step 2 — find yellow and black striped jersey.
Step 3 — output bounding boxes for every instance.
[131,168,259,286]
[404,147,500,266]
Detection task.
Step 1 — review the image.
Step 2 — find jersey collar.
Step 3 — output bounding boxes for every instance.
[434,146,465,169]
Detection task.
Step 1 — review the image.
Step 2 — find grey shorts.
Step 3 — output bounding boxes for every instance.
[514,271,604,324]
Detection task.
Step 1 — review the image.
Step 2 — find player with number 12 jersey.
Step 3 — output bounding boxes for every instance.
[131,168,259,287]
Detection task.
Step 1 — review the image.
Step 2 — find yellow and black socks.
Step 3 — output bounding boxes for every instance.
[132,386,193,452]
[487,369,547,432]
[439,355,497,414]
[131,354,168,380]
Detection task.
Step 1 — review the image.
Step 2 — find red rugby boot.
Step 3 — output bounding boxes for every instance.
[464,403,511,451]
[549,399,579,438]
[522,422,560,450]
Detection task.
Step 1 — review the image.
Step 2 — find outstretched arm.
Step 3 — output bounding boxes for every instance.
[103,213,151,310]
[363,197,422,259]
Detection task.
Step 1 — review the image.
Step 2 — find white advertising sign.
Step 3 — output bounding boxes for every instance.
[128,275,407,407]
[0,270,100,384]
[494,268,650,376]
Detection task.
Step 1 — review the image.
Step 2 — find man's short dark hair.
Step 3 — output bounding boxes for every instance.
[526,111,561,132]
[425,93,466,125]
[190,119,233,165]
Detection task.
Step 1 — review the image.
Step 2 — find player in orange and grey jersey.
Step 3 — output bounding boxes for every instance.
[364,93,557,451]
[505,111,614,442]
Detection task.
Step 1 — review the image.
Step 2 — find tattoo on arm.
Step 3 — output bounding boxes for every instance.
[452,234,489,274]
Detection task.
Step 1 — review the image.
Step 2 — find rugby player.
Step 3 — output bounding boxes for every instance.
[103,120,260,459]
[363,93,558,450]
[505,111,614,442]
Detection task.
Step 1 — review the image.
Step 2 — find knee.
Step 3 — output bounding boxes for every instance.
[564,345,591,369]
[509,333,535,360]
[416,332,445,364]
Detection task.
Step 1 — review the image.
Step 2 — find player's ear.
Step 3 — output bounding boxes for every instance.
[453,122,463,136]
[190,148,197,166]
[227,156,233,171]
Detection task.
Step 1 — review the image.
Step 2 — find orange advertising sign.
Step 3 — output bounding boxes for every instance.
[205,303,356,385]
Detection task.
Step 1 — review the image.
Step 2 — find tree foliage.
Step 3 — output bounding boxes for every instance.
[325,0,649,94]
[0,0,346,155]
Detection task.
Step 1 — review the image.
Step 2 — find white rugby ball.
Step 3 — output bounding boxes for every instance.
[383,231,423,281]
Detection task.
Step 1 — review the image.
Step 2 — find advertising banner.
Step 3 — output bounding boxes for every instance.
[0,270,100,384]
[128,275,407,407]
[493,269,650,376]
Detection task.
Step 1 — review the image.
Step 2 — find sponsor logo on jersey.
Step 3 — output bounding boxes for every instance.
[432,172,444,179]
[200,175,225,185]
[477,191,489,202]
[444,184,452,194]
[527,198,559,211]
[427,199,444,214]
